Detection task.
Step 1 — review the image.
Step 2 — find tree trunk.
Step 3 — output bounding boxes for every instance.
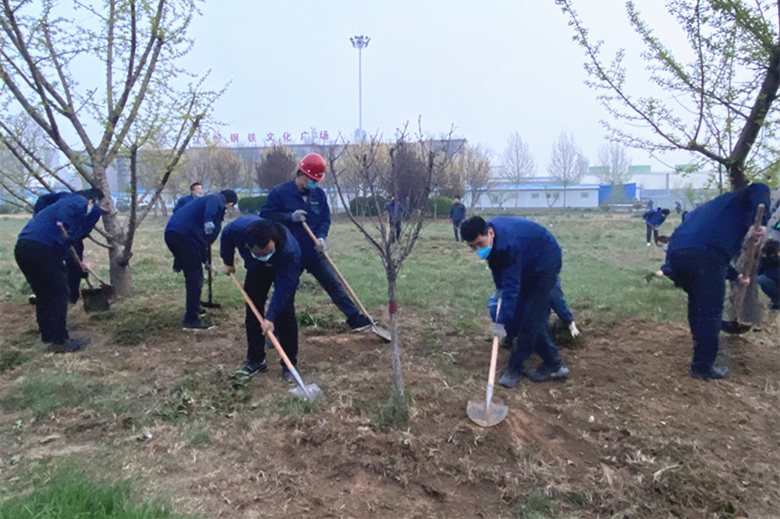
[108,244,134,296]
[387,269,404,396]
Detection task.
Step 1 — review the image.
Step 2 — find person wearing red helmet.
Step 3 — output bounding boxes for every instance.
[260,153,373,332]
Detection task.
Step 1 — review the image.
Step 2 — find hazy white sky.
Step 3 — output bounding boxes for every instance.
[181,1,695,172]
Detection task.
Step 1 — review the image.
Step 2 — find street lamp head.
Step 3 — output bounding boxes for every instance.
[350,35,370,49]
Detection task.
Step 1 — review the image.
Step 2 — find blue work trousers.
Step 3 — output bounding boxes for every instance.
[165,231,204,323]
[507,267,563,372]
[667,249,727,373]
[244,261,298,367]
[758,274,780,310]
[15,240,69,343]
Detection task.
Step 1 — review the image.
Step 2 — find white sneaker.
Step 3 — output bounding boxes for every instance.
[646,243,651,246]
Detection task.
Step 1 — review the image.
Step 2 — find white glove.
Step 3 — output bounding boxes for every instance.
[315,238,327,254]
[291,209,307,223]
[204,221,215,235]
[490,323,507,340]
[568,321,580,338]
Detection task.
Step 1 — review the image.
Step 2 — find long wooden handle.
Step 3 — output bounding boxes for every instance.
[485,299,502,407]
[229,273,296,374]
[733,204,766,311]
[301,221,371,319]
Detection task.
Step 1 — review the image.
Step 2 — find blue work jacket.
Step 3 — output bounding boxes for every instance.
[259,180,330,262]
[668,183,770,262]
[449,202,466,221]
[173,195,197,213]
[165,194,228,258]
[19,195,101,258]
[220,215,302,323]
[643,208,668,228]
[485,217,562,327]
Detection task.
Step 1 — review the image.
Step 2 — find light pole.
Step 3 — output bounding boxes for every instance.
[350,35,370,141]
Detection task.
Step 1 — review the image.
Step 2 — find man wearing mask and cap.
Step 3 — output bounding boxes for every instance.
[461,215,569,388]
[260,153,372,332]
[165,189,238,330]
[221,217,303,382]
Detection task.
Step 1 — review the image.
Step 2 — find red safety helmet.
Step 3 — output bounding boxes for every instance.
[298,153,326,182]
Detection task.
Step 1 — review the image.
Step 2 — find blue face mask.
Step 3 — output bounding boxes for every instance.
[306,180,319,190]
[195,192,204,198]
[476,246,492,260]
[660,245,668,252]
[251,247,275,262]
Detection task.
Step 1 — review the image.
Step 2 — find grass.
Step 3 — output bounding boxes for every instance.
[0,465,198,519]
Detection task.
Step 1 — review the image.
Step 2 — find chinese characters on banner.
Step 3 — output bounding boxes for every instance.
[192,130,330,146]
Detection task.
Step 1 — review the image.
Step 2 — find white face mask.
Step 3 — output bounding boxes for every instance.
[251,247,275,262]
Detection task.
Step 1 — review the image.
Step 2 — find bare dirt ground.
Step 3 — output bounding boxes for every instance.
[1,300,779,518]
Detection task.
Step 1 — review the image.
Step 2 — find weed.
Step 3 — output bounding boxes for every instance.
[272,394,320,417]
[374,387,411,431]
[0,465,198,518]
[514,488,554,519]
[0,350,28,373]
[90,300,183,346]
[159,367,254,422]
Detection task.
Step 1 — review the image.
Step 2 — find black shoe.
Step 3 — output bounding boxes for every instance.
[182,318,214,330]
[528,364,570,383]
[48,337,90,353]
[498,368,525,388]
[28,295,37,305]
[348,314,373,332]
[281,367,296,384]
[690,365,729,380]
[237,360,268,377]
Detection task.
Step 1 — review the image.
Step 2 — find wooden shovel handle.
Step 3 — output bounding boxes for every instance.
[300,221,372,320]
[733,204,765,311]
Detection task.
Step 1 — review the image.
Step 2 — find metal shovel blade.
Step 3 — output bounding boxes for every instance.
[467,399,509,427]
[290,383,323,401]
[372,324,392,342]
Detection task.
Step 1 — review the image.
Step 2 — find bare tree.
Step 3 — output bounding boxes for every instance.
[329,124,457,422]
[596,141,632,186]
[256,145,298,192]
[557,0,780,189]
[502,132,535,207]
[0,0,223,295]
[547,133,587,207]
[455,144,494,214]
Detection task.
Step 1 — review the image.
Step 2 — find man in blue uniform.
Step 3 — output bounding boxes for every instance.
[461,216,569,387]
[165,189,237,330]
[664,183,770,380]
[15,190,103,352]
[221,217,303,381]
[260,153,372,331]
[642,207,671,246]
[173,182,203,213]
[448,195,467,242]
[33,188,104,304]
[386,196,404,243]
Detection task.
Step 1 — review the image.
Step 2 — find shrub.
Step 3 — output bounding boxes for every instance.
[427,196,453,218]
[238,195,267,215]
[599,202,612,212]
[349,195,387,217]
[0,204,21,215]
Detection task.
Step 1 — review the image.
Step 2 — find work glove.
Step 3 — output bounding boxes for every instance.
[315,238,327,254]
[204,221,215,235]
[568,321,580,338]
[291,209,307,223]
[490,322,507,340]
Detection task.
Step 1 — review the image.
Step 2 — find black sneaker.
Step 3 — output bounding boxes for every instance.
[690,365,729,380]
[348,314,373,332]
[237,360,268,377]
[182,318,214,330]
[498,368,525,388]
[528,364,570,383]
[281,367,296,384]
[28,295,37,305]
[48,337,90,353]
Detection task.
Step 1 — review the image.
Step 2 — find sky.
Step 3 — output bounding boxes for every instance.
[181,1,695,172]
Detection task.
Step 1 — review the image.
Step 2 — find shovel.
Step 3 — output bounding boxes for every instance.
[467,299,509,427]
[301,222,391,342]
[201,245,221,309]
[229,274,322,400]
[59,223,115,311]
